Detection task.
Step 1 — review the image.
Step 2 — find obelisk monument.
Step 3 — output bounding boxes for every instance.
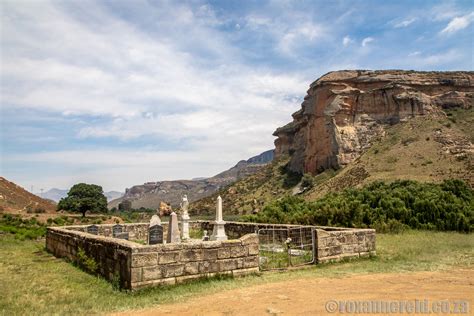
[210,196,227,241]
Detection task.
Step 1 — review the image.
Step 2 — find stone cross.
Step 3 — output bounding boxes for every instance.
[166,211,181,243]
[210,196,227,241]
[181,195,190,240]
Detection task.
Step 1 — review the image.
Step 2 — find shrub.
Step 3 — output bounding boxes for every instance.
[242,179,473,233]
[76,248,98,274]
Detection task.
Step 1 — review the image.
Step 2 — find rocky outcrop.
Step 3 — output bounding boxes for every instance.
[274,70,474,174]
[108,150,274,209]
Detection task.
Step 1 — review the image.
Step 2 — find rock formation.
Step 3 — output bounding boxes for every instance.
[274,70,474,174]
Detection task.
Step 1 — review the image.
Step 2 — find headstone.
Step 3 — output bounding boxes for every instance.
[202,230,209,241]
[149,225,163,245]
[150,215,161,226]
[86,224,99,235]
[113,224,123,237]
[181,195,190,240]
[210,196,227,241]
[166,212,181,243]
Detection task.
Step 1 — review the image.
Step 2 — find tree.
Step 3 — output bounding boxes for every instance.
[58,183,107,217]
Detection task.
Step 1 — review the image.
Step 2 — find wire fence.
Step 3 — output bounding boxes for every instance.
[257,226,315,270]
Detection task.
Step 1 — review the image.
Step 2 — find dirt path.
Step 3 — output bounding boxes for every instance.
[115,269,474,316]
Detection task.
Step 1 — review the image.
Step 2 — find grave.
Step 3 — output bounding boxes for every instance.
[166,212,181,243]
[86,224,99,235]
[149,215,163,245]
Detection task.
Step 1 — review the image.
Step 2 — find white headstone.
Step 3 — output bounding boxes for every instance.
[210,196,227,241]
[150,215,161,226]
[167,212,181,243]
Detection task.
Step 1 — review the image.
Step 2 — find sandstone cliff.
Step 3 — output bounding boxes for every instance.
[274,70,474,174]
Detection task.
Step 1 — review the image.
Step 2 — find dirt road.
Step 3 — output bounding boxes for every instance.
[115,269,473,316]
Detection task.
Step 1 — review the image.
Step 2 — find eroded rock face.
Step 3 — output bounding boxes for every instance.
[274,70,474,174]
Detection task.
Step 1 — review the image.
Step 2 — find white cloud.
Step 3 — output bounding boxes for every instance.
[361,37,374,47]
[408,51,421,57]
[1,0,310,190]
[440,12,474,35]
[277,23,325,54]
[394,18,416,28]
[342,36,353,47]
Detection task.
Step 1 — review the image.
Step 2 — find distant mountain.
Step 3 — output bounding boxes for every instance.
[108,150,274,210]
[43,188,123,202]
[42,188,68,202]
[0,177,56,213]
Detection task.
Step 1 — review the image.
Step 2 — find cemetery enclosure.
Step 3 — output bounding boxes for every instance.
[46,224,259,290]
[45,222,375,290]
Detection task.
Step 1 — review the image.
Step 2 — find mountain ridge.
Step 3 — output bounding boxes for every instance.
[108,149,274,209]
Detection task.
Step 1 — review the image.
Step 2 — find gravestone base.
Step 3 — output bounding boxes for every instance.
[210,220,227,241]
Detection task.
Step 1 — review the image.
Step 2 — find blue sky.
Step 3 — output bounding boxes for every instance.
[1,0,473,193]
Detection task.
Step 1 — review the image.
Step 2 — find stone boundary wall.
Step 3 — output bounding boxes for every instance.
[130,234,259,290]
[192,221,376,263]
[46,226,133,288]
[46,225,259,290]
[314,228,376,263]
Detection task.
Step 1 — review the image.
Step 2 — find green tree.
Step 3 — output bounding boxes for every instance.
[58,183,107,217]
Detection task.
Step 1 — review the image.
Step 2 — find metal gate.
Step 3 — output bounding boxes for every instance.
[257,226,315,270]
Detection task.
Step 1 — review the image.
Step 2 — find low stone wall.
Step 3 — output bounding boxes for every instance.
[314,228,376,263]
[193,221,376,263]
[46,224,259,291]
[130,234,259,289]
[46,226,133,288]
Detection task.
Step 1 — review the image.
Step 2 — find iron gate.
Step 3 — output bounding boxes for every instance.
[257,226,315,270]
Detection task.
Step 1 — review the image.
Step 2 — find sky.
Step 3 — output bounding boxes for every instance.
[1,0,473,193]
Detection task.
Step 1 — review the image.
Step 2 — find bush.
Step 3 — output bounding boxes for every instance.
[242,179,473,233]
[0,214,47,239]
[76,248,98,274]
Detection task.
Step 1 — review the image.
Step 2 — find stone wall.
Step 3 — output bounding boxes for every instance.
[130,234,259,290]
[193,221,376,263]
[314,228,376,263]
[46,224,259,291]
[46,226,133,288]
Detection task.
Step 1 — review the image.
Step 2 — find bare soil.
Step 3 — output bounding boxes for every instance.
[114,268,473,316]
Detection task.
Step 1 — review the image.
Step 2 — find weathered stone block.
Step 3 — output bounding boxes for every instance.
[142,266,162,281]
[161,264,185,278]
[180,249,203,262]
[184,262,199,275]
[240,233,258,245]
[132,253,158,267]
[243,256,258,268]
[217,247,230,259]
[199,260,219,273]
[248,243,259,255]
[158,251,179,264]
[230,245,247,258]
[219,259,238,271]
[202,248,218,260]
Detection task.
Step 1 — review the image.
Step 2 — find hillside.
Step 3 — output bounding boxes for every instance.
[0,177,56,213]
[108,150,274,210]
[191,70,473,215]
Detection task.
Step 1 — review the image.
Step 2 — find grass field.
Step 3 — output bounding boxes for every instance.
[0,230,473,315]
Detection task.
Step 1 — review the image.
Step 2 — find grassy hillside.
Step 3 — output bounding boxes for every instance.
[0,177,56,214]
[192,108,473,215]
[306,108,473,200]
